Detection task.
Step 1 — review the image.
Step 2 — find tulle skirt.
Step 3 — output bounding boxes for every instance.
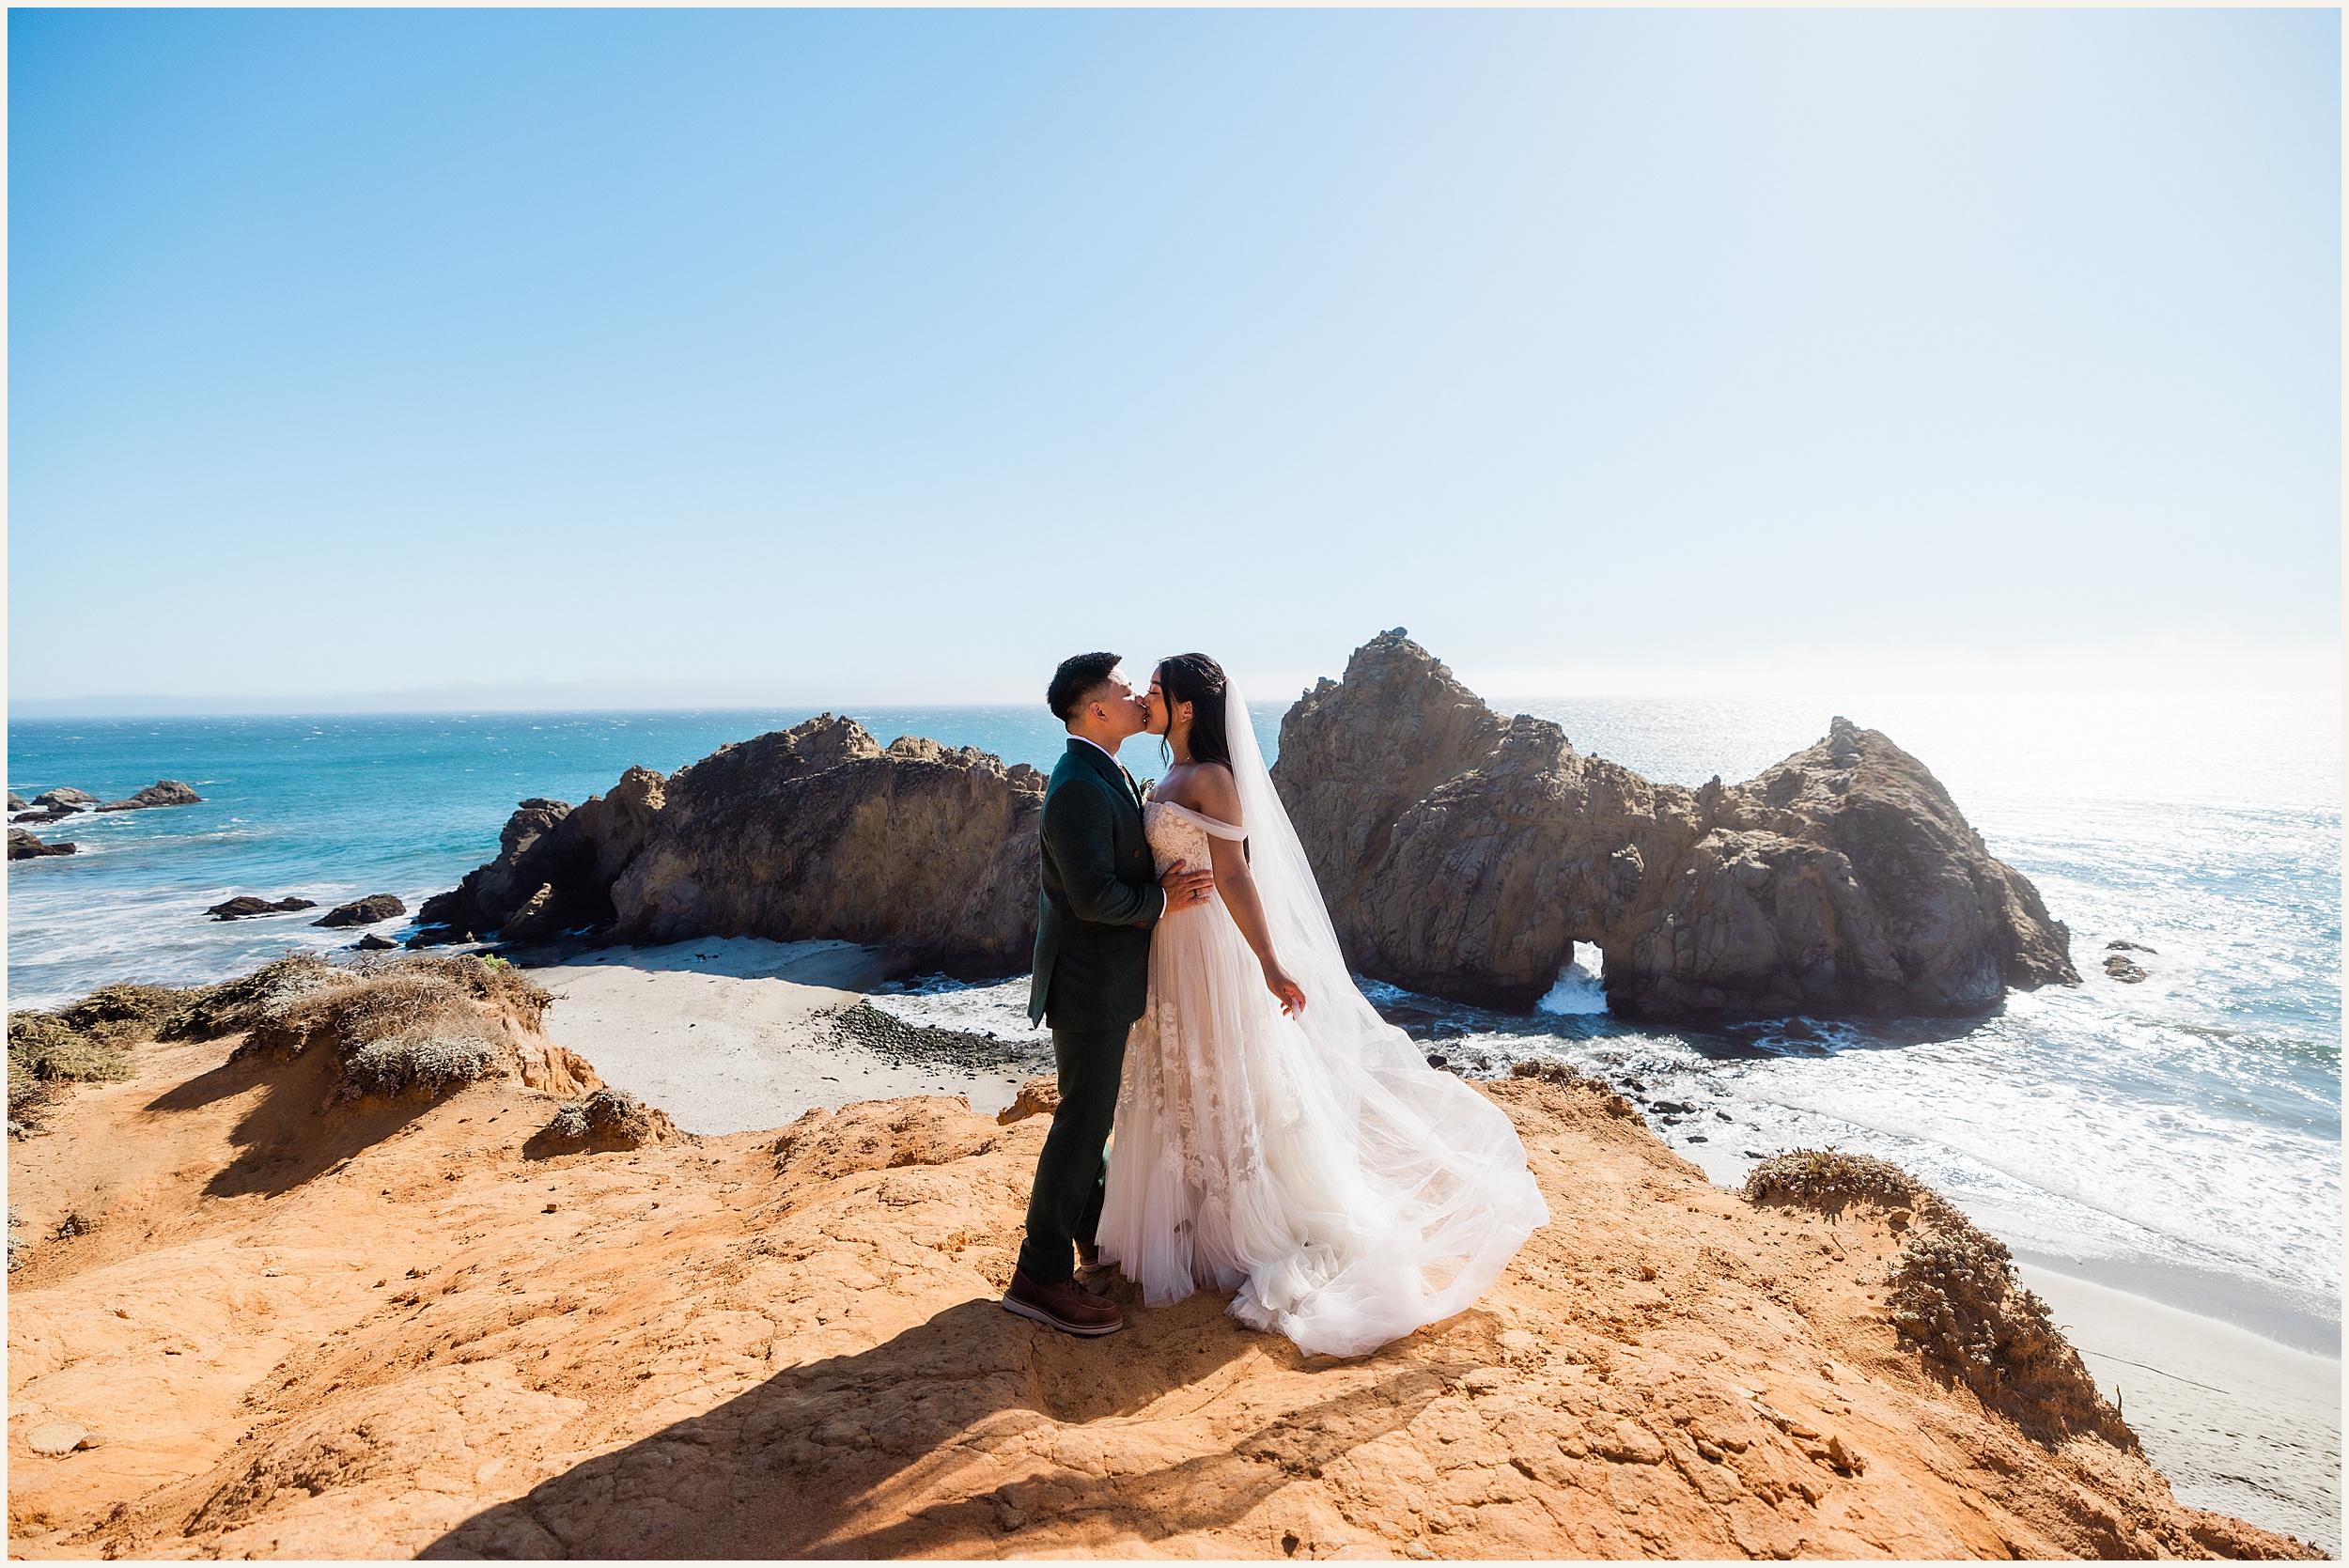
[1097,893,1549,1358]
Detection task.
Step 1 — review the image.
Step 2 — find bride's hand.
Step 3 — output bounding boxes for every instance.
[1265,966,1307,1017]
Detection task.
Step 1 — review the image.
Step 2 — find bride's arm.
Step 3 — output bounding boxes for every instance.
[1191,766,1308,1017]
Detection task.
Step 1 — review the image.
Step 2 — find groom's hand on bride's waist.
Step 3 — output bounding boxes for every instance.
[1159,858,1215,910]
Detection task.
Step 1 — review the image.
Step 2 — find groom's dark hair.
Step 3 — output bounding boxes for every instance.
[1048,652,1124,722]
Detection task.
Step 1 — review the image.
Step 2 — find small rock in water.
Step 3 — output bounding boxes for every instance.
[2103,954,2149,984]
[316,893,408,928]
[31,787,96,810]
[26,1421,86,1455]
[1425,1054,1447,1069]
[208,895,318,921]
[96,780,202,812]
[352,933,399,951]
[2105,939,2158,955]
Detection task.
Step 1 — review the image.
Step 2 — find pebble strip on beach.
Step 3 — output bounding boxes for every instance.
[814,1001,1053,1081]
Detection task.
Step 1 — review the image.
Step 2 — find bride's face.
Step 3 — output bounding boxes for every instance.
[1143,670,1171,737]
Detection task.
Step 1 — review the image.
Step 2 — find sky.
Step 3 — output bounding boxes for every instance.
[9,8,2341,713]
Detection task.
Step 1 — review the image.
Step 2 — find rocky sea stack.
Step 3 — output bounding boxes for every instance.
[413,717,1044,974]
[1271,630,2077,1018]
[415,635,2073,1023]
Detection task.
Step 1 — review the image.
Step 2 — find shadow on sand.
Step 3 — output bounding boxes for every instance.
[422,1286,1468,1559]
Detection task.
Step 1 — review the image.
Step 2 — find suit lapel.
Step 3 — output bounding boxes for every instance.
[1063,738,1146,822]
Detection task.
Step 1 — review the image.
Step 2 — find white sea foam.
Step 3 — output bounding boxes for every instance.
[1536,956,1608,1016]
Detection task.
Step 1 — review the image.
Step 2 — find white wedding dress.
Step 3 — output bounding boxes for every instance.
[1096,683,1548,1358]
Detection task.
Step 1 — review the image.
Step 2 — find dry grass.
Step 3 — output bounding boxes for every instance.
[160,953,353,1042]
[8,1068,61,1138]
[8,1010,135,1084]
[1748,1146,2132,1451]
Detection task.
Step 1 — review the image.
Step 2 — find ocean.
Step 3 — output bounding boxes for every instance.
[8,691,2340,1364]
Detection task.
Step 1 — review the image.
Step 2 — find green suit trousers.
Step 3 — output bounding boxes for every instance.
[1015,1023,1130,1283]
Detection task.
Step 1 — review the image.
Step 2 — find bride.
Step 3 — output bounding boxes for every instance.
[1096,652,1549,1358]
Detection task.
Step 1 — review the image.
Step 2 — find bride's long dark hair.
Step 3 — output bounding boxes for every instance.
[1157,653,1234,772]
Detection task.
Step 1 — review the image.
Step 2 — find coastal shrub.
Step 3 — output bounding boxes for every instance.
[1742,1147,1953,1219]
[336,1033,498,1101]
[541,1087,661,1147]
[6,1206,23,1273]
[8,1011,134,1083]
[1884,1222,2132,1450]
[161,953,352,1042]
[402,954,552,1026]
[1749,1145,2131,1452]
[55,984,183,1044]
[8,1066,58,1138]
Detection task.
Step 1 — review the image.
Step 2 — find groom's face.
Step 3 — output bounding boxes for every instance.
[1080,667,1149,741]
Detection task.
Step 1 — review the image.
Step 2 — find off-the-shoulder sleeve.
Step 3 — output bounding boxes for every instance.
[1158,801,1247,840]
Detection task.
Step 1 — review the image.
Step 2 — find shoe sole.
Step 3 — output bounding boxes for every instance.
[1001,1295,1124,1337]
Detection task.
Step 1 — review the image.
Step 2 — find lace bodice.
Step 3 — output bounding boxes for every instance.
[1143,800,1246,881]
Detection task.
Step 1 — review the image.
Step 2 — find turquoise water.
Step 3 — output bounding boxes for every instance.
[8,691,2340,1358]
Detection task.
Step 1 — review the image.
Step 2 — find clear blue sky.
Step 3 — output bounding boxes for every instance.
[10,8,2340,710]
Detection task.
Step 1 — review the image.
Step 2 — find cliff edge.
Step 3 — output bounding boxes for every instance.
[7,1016,2307,1560]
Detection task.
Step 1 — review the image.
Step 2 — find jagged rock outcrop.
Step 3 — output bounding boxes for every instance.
[412,765,667,947]
[30,788,96,810]
[7,792,28,813]
[416,722,1044,973]
[1272,630,2077,1019]
[8,829,77,861]
[97,781,202,813]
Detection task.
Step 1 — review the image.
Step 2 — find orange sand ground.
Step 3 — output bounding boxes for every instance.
[7,1020,2320,1560]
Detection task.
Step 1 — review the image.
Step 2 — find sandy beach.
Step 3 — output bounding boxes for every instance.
[515,935,2342,1552]
[2017,1264,2341,1551]
[521,938,1048,1131]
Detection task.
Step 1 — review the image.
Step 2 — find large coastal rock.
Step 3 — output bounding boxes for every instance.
[31,787,96,810]
[415,720,1044,973]
[97,780,203,813]
[1272,630,2077,1018]
[604,719,1042,969]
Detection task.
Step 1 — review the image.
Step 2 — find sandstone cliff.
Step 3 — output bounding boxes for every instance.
[1271,631,2078,1017]
[5,1022,2310,1560]
[414,717,1044,974]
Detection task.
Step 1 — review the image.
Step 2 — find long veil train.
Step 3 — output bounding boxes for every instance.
[1097,677,1548,1358]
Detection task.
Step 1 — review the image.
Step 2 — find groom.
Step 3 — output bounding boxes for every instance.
[1002,652,1214,1337]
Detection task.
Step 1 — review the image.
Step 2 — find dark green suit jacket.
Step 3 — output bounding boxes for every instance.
[1028,737,1164,1031]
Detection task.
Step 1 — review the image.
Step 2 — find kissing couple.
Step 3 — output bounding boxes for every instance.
[1002,651,1549,1358]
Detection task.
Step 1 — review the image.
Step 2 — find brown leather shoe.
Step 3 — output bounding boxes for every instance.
[1002,1267,1125,1336]
[1075,1238,1100,1268]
